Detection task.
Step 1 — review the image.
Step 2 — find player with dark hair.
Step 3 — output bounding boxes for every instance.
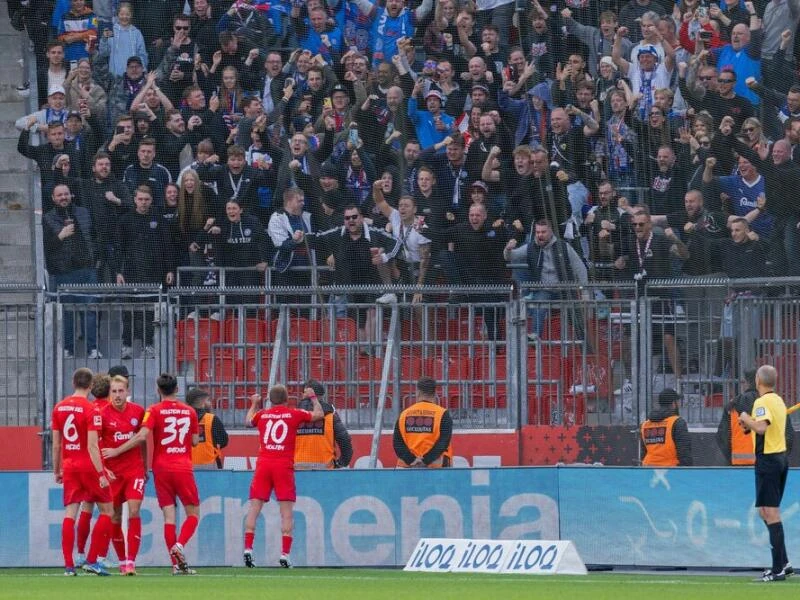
[242,385,323,569]
[102,373,200,575]
[738,365,792,582]
[52,367,113,576]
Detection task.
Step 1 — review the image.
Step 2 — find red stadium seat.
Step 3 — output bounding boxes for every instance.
[176,318,221,363]
[223,317,272,344]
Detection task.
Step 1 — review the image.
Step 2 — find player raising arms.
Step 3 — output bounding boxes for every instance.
[243,385,323,569]
[52,368,113,576]
[99,374,146,575]
[103,373,200,575]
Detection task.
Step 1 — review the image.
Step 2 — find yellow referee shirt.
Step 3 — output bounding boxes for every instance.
[752,392,787,455]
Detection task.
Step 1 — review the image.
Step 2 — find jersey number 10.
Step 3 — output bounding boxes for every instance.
[263,419,288,445]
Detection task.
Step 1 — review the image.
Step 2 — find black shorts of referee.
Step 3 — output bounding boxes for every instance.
[755,452,788,508]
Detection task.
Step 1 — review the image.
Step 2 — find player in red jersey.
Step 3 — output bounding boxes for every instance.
[51,368,113,576]
[243,385,323,569]
[104,373,200,575]
[75,372,113,569]
[99,374,147,575]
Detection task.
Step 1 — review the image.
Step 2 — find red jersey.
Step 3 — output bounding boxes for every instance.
[143,399,198,473]
[251,406,313,463]
[99,401,146,475]
[51,395,101,473]
[93,397,110,410]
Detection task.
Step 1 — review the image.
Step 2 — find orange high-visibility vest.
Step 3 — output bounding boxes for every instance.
[730,408,756,465]
[192,412,222,467]
[294,413,336,469]
[641,415,679,466]
[396,401,452,468]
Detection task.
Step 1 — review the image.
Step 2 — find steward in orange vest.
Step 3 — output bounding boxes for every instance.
[641,388,692,466]
[717,369,793,465]
[188,388,229,469]
[295,379,353,469]
[394,376,453,468]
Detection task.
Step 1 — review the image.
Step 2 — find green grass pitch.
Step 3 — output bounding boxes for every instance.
[0,568,798,600]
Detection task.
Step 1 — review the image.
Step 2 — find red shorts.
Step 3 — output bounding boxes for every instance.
[62,470,113,506]
[110,470,147,506]
[249,460,296,502]
[153,469,199,508]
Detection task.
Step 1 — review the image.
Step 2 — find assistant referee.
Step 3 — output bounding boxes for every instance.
[738,365,792,583]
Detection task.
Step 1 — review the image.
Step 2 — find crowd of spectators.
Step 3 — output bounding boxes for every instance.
[13,0,800,342]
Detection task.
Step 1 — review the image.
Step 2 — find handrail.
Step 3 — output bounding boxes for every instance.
[370,304,399,469]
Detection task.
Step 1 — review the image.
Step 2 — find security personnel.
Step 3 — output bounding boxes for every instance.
[640,388,693,466]
[738,365,791,582]
[295,380,353,470]
[717,369,793,466]
[188,387,229,469]
[394,377,453,468]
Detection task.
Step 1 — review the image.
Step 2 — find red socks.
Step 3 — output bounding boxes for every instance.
[282,535,292,555]
[110,522,126,562]
[178,515,199,546]
[127,517,142,562]
[62,517,76,568]
[164,523,177,565]
[76,510,92,554]
[244,531,255,551]
[86,514,111,563]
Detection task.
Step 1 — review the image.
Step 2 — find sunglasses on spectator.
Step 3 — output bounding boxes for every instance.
[742,127,756,133]
[344,214,359,221]
[698,140,711,146]
[174,25,190,30]
[718,78,735,83]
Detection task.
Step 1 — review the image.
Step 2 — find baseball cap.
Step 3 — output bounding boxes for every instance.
[425,89,444,101]
[48,84,65,96]
[127,56,143,66]
[599,56,617,71]
[658,388,680,406]
[108,365,130,378]
[470,180,488,192]
[471,83,490,94]
[637,46,659,59]
[331,83,348,96]
[186,387,210,406]
[66,110,82,120]
[292,114,313,132]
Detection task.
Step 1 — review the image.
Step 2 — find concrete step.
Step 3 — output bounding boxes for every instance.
[0,292,36,304]
[0,190,29,210]
[0,210,31,246]
[0,264,34,282]
[0,171,27,194]
[0,139,29,173]
[0,82,33,104]
[0,245,32,266]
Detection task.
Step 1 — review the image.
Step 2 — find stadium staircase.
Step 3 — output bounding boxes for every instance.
[0,13,38,425]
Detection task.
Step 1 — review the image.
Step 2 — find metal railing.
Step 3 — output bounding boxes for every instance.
[5,272,798,469]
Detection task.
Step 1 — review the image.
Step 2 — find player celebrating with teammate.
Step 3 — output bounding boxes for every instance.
[243,385,323,569]
[98,374,146,575]
[52,368,113,576]
[103,373,200,575]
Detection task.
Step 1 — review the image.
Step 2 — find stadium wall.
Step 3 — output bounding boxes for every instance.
[1,467,796,569]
